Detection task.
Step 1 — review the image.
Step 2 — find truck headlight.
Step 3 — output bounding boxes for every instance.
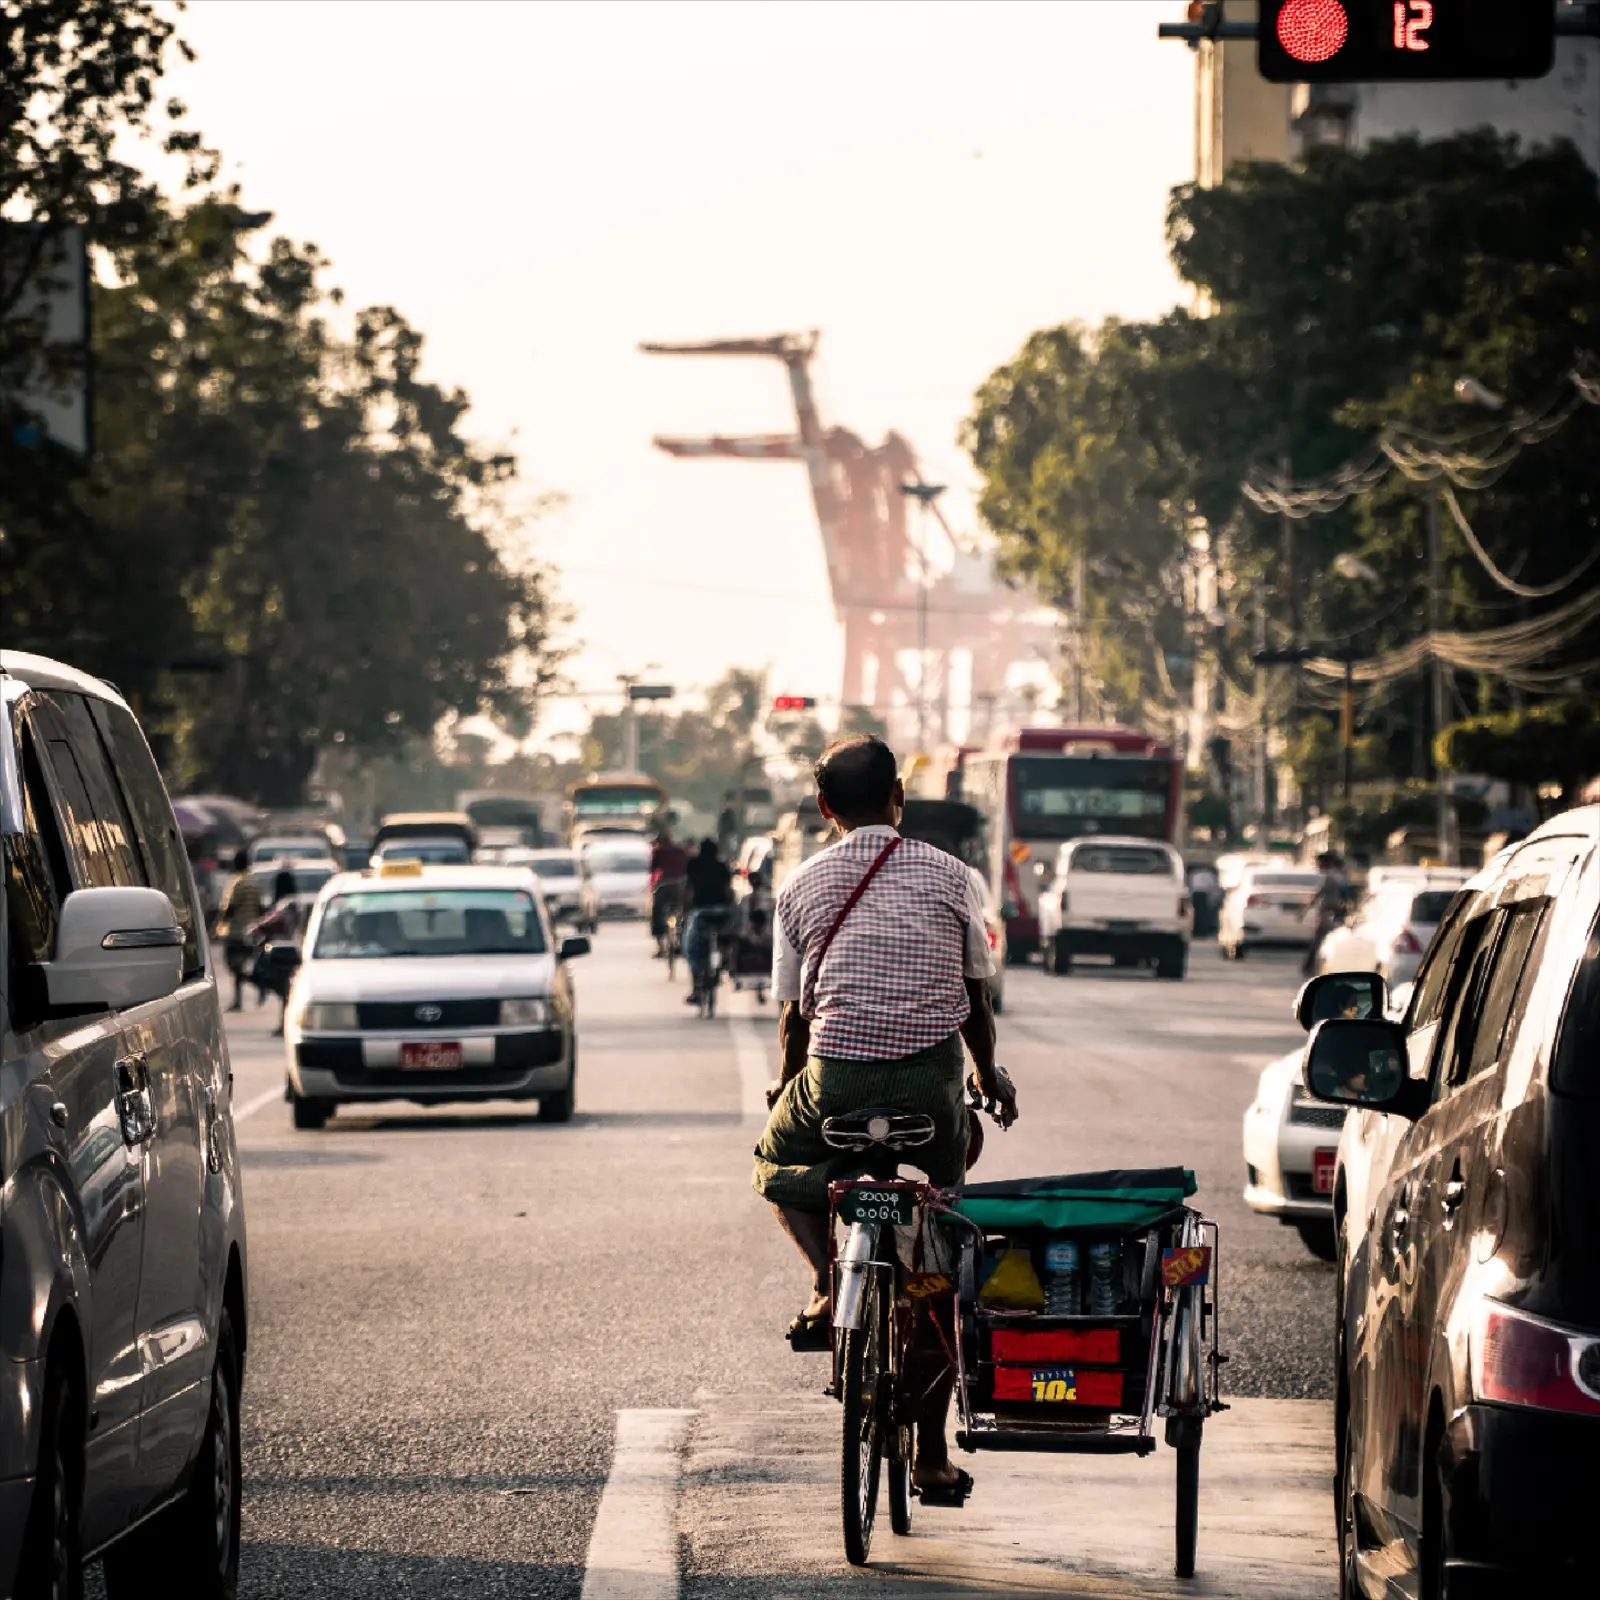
[302,1002,359,1031]
[500,997,552,1026]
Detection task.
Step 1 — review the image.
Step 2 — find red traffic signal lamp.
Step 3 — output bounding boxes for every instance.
[1258,1,1554,83]
[772,695,816,712]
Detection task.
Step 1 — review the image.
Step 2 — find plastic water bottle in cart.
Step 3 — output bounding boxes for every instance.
[1088,1240,1121,1316]
[1043,1238,1081,1316]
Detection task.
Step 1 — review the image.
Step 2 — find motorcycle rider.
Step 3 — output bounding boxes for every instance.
[1302,851,1349,976]
[752,734,1018,1501]
[682,838,734,1003]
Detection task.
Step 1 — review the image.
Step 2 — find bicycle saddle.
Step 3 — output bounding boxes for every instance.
[821,1108,938,1152]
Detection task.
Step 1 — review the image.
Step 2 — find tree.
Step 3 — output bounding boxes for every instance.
[1438,701,1600,816]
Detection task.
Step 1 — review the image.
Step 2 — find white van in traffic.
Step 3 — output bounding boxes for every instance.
[1036,837,1191,979]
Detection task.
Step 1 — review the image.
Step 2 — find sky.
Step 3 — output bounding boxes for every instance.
[163,0,1196,744]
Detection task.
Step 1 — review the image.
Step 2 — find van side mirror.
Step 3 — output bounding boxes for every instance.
[1301,1018,1419,1117]
[559,936,591,961]
[45,887,183,1011]
[1294,970,1387,1032]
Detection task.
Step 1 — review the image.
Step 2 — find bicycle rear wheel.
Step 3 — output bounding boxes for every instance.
[841,1264,887,1565]
[887,1419,914,1536]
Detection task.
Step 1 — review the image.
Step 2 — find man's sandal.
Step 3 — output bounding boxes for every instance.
[785,1310,831,1352]
[913,1468,975,1507]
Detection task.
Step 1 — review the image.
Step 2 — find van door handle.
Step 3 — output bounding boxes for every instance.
[115,1056,156,1146]
[1443,1177,1468,1214]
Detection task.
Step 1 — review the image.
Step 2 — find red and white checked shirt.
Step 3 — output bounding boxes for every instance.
[772,825,996,1061]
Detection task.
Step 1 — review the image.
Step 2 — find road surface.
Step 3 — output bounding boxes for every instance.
[106,932,1340,1596]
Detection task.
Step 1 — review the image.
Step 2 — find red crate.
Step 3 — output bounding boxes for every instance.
[991,1367,1124,1407]
[991,1327,1120,1365]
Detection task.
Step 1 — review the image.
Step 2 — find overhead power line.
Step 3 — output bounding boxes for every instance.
[1440,484,1600,600]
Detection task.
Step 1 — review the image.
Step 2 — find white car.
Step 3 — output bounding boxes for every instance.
[1218,864,1324,959]
[283,863,588,1128]
[1241,972,1408,1258]
[250,833,334,867]
[523,848,586,925]
[1036,837,1191,979]
[579,838,652,924]
[1315,870,1472,985]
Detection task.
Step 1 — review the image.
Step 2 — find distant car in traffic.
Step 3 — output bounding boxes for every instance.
[1305,813,1600,1593]
[0,651,248,1595]
[1037,837,1190,979]
[1313,869,1472,985]
[522,848,586,925]
[1217,864,1323,960]
[579,838,651,925]
[283,863,588,1128]
[371,812,478,867]
[250,832,335,867]
[250,858,338,923]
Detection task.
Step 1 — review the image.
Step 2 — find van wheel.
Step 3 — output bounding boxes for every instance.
[16,1360,82,1600]
[1157,949,1188,981]
[104,1311,242,1600]
[1051,936,1072,976]
[290,1091,332,1131]
[538,1050,576,1123]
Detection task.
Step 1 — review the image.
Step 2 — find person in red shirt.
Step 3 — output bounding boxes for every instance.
[649,827,691,957]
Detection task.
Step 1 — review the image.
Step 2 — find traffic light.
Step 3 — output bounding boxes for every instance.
[771,695,817,712]
[1258,1,1554,83]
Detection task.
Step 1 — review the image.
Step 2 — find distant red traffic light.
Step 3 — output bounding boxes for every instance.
[772,695,816,712]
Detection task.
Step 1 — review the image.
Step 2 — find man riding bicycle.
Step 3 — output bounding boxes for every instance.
[649,827,691,959]
[682,838,734,1003]
[752,734,1019,1500]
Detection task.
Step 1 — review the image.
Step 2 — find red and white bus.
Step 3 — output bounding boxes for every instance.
[959,728,1183,962]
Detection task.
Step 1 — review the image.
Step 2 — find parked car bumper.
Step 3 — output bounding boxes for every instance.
[1241,1093,1341,1222]
[1439,1403,1600,1592]
[288,1029,571,1102]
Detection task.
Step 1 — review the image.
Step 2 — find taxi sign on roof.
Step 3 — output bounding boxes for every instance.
[377,859,425,877]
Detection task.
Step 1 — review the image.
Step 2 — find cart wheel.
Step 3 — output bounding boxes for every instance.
[1173,1418,1201,1578]
[888,1422,914,1536]
[840,1268,887,1565]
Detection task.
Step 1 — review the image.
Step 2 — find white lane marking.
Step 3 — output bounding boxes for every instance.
[232,1086,283,1126]
[731,1017,772,1127]
[581,1408,695,1600]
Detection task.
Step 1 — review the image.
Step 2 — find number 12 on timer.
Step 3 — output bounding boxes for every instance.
[1395,0,1432,52]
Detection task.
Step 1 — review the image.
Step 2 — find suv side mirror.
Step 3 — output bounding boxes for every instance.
[1294,970,1387,1032]
[1301,1018,1419,1116]
[45,887,183,1011]
[558,936,591,961]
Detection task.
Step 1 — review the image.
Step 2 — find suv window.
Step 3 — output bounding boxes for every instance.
[1431,914,1498,1095]
[5,724,73,1028]
[89,698,206,976]
[1408,892,1474,1029]
[1456,902,1548,1087]
[27,694,142,889]
[1553,911,1600,1096]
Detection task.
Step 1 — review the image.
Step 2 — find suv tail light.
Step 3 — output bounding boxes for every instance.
[1471,1300,1600,1416]
[1396,928,1423,955]
[1246,894,1263,909]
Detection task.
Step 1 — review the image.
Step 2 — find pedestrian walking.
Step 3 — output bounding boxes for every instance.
[216,848,264,1011]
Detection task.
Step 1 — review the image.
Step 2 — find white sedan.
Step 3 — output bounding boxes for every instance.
[1218,865,1323,959]
[1315,870,1471,985]
[283,863,588,1129]
[579,838,652,925]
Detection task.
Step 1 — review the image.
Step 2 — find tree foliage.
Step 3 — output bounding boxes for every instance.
[963,132,1600,744]
[0,4,561,805]
[1438,701,1600,811]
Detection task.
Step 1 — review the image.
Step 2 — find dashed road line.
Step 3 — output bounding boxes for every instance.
[232,1085,284,1125]
[581,1408,696,1600]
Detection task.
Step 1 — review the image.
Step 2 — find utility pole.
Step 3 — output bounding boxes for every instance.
[1073,546,1087,725]
[619,677,674,772]
[1254,587,1270,834]
[899,481,945,750]
[1428,493,1453,864]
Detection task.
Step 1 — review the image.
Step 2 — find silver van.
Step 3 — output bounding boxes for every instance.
[0,653,247,1598]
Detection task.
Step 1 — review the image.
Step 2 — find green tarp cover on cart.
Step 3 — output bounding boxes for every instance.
[956,1167,1197,1231]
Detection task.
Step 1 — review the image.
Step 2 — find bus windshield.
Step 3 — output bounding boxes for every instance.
[1012,756,1172,841]
[571,785,663,817]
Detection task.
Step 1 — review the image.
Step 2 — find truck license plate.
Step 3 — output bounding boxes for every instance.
[1313,1149,1337,1195]
[400,1041,463,1070]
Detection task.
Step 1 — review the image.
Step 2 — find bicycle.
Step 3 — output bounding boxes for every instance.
[822,1092,1224,1573]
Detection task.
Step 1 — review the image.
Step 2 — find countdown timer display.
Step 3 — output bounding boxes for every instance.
[1258,0,1555,82]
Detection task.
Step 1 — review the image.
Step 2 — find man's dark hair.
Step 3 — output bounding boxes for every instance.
[232,847,250,872]
[814,735,899,820]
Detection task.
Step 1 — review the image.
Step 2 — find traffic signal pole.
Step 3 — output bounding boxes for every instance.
[1428,493,1453,864]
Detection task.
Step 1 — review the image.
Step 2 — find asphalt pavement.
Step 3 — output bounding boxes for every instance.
[109,928,1337,1597]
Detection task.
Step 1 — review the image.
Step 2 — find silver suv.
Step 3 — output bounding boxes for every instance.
[0,653,247,1598]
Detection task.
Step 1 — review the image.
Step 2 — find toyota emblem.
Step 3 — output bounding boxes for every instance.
[415,1004,443,1024]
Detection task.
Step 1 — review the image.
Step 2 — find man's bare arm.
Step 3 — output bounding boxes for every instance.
[769,1000,812,1107]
